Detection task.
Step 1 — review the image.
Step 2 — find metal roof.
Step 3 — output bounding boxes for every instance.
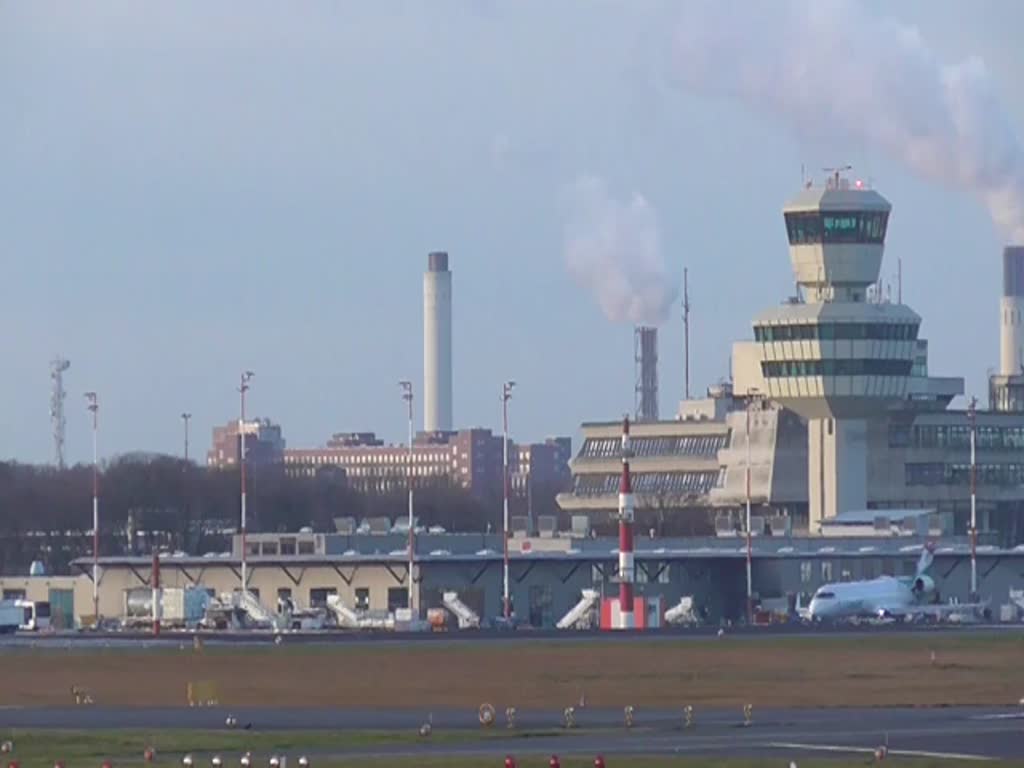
[753,301,921,325]
[825,508,936,524]
[784,186,891,213]
[71,537,1024,569]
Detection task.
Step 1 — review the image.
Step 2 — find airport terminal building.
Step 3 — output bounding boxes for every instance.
[9,529,1019,629]
[6,178,1024,632]
[559,179,1024,547]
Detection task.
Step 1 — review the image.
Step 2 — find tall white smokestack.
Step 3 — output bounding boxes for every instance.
[1001,246,1024,376]
[424,251,453,432]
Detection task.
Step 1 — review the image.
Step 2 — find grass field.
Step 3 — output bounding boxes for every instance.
[2,633,1023,709]
[1,729,1017,768]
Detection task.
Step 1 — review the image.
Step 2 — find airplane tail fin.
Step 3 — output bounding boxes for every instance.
[915,541,936,578]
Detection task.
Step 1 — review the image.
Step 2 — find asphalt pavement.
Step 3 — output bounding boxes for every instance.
[1,621,1022,650]
[2,705,1022,760]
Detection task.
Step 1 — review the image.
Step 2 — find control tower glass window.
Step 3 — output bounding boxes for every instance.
[785,211,888,245]
[754,322,919,342]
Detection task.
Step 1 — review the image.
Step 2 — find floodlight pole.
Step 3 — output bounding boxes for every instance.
[239,371,254,595]
[969,397,978,601]
[502,381,515,620]
[400,381,416,616]
[85,392,100,623]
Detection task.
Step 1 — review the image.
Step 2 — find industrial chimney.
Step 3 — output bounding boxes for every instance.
[634,326,659,421]
[424,251,453,432]
[1001,246,1024,376]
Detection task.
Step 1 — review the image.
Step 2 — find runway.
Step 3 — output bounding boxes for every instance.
[4,705,1023,760]
[2,621,1022,650]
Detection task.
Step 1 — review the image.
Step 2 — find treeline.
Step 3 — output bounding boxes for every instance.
[0,456,561,576]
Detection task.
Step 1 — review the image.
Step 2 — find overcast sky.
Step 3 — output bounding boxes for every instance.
[2,1,1023,465]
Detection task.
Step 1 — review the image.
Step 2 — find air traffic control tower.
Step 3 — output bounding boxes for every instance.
[752,172,921,529]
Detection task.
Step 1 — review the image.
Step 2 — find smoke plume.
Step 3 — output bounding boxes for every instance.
[671,0,1024,242]
[563,175,678,326]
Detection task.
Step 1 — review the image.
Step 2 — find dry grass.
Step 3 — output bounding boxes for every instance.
[3,634,1023,709]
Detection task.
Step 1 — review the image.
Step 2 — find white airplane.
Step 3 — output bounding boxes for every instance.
[806,544,988,622]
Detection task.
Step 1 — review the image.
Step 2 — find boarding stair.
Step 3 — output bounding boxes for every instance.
[235,589,275,628]
[556,589,600,630]
[442,591,480,629]
[664,596,699,626]
[325,595,360,628]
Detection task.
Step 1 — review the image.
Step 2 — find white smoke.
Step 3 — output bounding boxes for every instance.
[562,175,678,326]
[671,0,1024,243]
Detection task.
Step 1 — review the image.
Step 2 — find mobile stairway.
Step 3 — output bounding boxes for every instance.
[325,595,361,628]
[664,596,699,626]
[235,589,275,629]
[556,589,600,630]
[442,591,480,629]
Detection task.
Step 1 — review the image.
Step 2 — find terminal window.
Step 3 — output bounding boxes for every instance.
[799,561,812,584]
[355,588,370,611]
[387,587,408,611]
[755,322,919,342]
[308,587,337,607]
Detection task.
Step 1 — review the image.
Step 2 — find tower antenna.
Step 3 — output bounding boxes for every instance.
[822,164,852,188]
[683,268,691,400]
[50,357,71,468]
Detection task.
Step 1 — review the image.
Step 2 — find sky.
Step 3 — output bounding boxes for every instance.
[1,1,1023,465]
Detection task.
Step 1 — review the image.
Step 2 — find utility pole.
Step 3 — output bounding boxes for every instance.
[238,371,254,596]
[683,268,691,400]
[968,396,978,601]
[399,381,416,616]
[501,380,515,620]
[84,392,100,623]
[181,412,192,462]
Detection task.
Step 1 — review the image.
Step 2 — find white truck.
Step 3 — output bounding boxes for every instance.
[16,600,51,631]
[0,600,21,634]
[123,587,209,629]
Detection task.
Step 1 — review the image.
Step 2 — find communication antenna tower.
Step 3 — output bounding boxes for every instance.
[822,164,852,188]
[50,357,71,468]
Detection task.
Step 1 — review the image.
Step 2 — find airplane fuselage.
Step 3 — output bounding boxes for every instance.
[807,576,917,621]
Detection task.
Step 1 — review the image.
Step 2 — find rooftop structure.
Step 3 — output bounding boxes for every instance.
[207,419,286,468]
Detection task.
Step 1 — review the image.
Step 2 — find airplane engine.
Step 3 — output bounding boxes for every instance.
[912,575,936,600]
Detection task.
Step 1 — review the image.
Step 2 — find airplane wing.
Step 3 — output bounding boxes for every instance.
[889,600,990,620]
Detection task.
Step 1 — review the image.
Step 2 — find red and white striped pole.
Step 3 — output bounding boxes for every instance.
[618,416,635,630]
